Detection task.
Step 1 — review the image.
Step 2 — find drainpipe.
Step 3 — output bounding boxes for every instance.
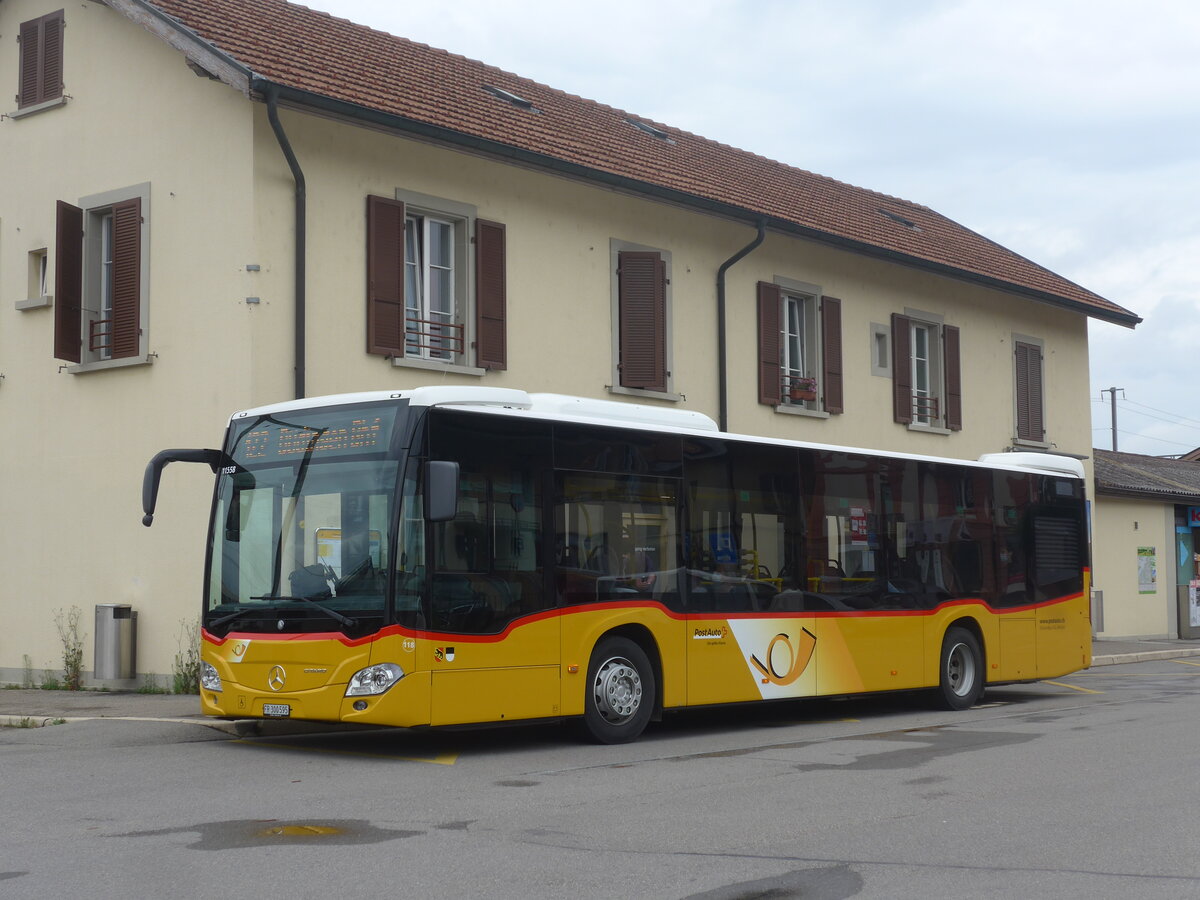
[716,219,767,432]
[260,82,307,400]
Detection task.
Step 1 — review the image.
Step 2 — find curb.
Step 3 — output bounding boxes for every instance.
[0,713,360,737]
[1089,648,1200,667]
[0,714,240,732]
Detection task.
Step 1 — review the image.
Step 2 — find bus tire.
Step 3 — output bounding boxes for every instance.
[935,627,983,710]
[582,636,655,744]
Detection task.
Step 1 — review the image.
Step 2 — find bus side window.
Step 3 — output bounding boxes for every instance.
[555,472,679,607]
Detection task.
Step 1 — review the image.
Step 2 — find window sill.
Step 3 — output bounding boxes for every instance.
[6,96,67,119]
[64,354,155,375]
[16,294,52,311]
[907,422,952,436]
[390,355,485,377]
[774,403,829,420]
[1012,437,1051,450]
[606,384,682,403]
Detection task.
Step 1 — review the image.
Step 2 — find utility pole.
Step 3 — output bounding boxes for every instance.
[1101,387,1124,451]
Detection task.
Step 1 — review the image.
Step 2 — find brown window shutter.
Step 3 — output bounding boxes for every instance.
[54,200,83,363]
[18,12,63,108]
[18,18,41,108]
[617,250,667,391]
[821,296,843,414]
[475,218,506,370]
[108,198,142,359]
[891,313,912,424]
[366,195,406,357]
[1015,341,1045,441]
[40,12,63,103]
[756,281,781,405]
[943,324,962,431]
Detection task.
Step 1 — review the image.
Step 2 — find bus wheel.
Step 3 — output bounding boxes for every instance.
[583,637,655,744]
[935,627,983,710]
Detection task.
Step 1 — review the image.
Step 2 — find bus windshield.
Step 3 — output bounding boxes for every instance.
[204,402,410,637]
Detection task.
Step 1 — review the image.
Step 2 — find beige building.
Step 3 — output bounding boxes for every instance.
[0,0,1139,685]
[1092,450,1200,640]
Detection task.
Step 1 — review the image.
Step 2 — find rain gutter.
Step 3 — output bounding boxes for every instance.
[257,80,308,400]
[716,221,767,432]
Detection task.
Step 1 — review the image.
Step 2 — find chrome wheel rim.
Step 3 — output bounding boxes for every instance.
[946,641,976,698]
[592,656,643,724]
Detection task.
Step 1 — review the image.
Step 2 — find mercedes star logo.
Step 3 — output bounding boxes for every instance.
[267,665,287,692]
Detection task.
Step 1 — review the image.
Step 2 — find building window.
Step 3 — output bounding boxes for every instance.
[782,292,816,401]
[612,242,671,395]
[869,322,890,376]
[757,280,842,413]
[29,249,49,301]
[405,213,457,360]
[54,184,150,368]
[17,10,64,110]
[1014,337,1045,443]
[367,192,506,370]
[910,320,938,425]
[891,311,961,431]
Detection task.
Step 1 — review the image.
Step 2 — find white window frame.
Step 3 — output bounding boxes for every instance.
[391,189,482,376]
[904,307,945,432]
[17,248,52,310]
[68,182,152,373]
[766,276,829,418]
[780,287,820,408]
[404,212,457,362]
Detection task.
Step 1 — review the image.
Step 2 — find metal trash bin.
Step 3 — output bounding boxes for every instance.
[94,604,136,680]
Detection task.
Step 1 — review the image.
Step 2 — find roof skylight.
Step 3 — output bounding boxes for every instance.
[483,85,540,113]
[627,118,675,144]
[879,209,922,232]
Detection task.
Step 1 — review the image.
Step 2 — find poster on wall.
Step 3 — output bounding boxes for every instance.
[1137,547,1157,595]
[1190,580,1200,628]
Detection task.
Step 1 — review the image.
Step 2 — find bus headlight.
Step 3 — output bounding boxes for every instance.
[346,663,405,696]
[200,661,223,692]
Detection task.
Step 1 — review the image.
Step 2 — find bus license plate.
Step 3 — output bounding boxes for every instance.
[262,703,291,718]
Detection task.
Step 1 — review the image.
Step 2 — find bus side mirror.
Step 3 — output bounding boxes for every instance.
[142,448,224,527]
[426,460,460,523]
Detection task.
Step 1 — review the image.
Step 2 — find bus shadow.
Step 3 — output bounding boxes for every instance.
[225,685,1048,761]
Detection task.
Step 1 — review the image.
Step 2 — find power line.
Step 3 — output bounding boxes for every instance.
[1102,430,1199,450]
[1091,395,1200,431]
[1116,407,1200,432]
[1121,397,1200,431]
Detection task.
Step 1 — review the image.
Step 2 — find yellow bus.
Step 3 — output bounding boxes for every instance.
[143,386,1091,742]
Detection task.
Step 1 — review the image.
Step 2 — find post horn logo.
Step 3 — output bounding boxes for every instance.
[749,629,817,686]
[267,665,287,692]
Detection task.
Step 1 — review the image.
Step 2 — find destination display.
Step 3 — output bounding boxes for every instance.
[231,405,399,462]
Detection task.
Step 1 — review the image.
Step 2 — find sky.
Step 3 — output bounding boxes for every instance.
[314,0,1200,456]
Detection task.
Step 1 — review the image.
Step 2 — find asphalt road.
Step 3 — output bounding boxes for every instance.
[3,660,1199,899]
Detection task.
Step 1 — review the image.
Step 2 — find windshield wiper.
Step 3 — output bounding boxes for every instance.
[250,595,357,627]
[209,606,263,630]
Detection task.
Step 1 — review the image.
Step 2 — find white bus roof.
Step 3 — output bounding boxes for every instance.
[228,386,1085,480]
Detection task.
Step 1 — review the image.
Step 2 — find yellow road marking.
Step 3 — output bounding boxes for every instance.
[1172,659,1200,668]
[1044,680,1103,694]
[232,739,459,765]
[1075,671,1196,677]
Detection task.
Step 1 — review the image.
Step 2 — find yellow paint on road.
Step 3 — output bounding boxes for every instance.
[1044,680,1103,694]
[232,739,459,765]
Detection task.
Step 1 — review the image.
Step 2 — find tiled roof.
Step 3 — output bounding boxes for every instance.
[1094,449,1200,502]
[139,0,1138,326]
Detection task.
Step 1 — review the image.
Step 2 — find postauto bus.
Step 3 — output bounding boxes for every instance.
[142,387,1090,742]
